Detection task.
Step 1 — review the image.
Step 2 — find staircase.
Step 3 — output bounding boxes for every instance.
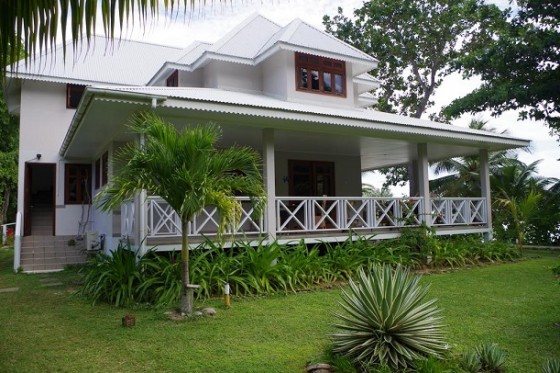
[20,235,88,273]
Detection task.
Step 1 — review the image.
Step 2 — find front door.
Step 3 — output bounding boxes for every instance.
[288,160,335,196]
[24,163,56,236]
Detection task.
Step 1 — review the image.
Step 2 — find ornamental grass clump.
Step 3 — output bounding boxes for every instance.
[331,264,447,370]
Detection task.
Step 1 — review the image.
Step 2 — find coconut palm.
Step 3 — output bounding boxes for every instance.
[431,119,522,197]
[1,1,217,77]
[95,111,265,315]
[495,188,541,250]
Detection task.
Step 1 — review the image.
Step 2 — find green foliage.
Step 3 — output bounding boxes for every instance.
[94,111,265,315]
[0,91,18,225]
[542,359,560,373]
[137,249,182,308]
[445,0,560,136]
[476,343,507,373]
[80,241,143,307]
[332,264,447,370]
[461,349,483,373]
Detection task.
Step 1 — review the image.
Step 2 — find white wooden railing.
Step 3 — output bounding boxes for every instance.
[137,196,487,240]
[146,196,265,238]
[431,198,486,226]
[276,197,423,233]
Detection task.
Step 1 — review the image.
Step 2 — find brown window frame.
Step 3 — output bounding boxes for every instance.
[166,70,178,87]
[288,160,335,197]
[65,164,92,205]
[295,52,346,97]
[66,84,86,109]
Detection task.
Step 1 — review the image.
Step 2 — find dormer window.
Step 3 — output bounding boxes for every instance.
[295,52,346,97]
[166,70,178,87]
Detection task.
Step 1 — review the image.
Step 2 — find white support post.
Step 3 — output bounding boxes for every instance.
[479,149,493,240]
[417,143,432,227]
[138,133,147,256]
[263,129,276,241]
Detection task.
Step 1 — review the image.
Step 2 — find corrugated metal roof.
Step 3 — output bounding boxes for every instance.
[8,36,183,85]
[87,85,528,146]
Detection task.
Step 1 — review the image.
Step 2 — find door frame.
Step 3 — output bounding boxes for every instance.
[24,162,56,236]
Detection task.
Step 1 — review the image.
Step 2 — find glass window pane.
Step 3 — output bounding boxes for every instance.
[300,68,308,88]
[311,70,319,90]
[335,74,343,94]
[323,72,331,92]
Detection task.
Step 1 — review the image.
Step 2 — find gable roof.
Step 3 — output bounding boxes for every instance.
[8,36,183,86]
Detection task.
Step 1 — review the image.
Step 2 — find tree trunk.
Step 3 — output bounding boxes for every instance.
[180,219,193,315]
[0,189,9,225]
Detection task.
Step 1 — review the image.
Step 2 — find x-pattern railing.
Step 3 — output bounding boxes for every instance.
[139,196,487,239]
[431,198,486,226]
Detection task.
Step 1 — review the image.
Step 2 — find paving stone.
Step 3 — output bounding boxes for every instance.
[40,282,64,287]
[0,287,19,293]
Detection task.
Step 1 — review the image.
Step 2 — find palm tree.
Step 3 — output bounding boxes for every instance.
[95,111,265,315]
[1,1,218,77]
[431,119,522,197]
[495,189,542,250]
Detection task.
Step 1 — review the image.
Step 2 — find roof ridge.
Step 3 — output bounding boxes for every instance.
[210,13,280,53]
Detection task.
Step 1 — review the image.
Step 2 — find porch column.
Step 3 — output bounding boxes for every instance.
[263,129,276,241]
[479,149,493,240]
[417,143,432,227]
[138,133,147,256]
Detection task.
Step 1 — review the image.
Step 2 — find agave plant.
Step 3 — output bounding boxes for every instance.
[331,264,447,370]
[542,359,560,373]
[476,343,507,373]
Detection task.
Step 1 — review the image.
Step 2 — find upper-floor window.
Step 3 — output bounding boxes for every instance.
[66,84,86,109]
[166,70,178,87]
[295,52,346,97]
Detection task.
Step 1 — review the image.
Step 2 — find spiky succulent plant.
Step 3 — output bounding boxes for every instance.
[331,264,447,370]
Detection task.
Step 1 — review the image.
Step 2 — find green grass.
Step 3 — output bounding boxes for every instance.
[0,247,558,372]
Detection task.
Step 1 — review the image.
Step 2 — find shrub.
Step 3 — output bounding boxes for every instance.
[138,250,181,308]
[477,343,507,373]
[542,359,560,373]
[80,241,143,307]
[460,349,482,373]
[331,264,447,370]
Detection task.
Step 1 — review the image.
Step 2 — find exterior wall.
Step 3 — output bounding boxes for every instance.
[274,151,362,197]
[203,61,262,93]
[17,80,90,236]
[262,51,290,100]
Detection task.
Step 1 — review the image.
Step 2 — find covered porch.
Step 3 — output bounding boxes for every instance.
[59,87,529,252]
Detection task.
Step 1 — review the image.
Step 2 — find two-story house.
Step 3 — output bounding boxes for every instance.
[5,14,529,272]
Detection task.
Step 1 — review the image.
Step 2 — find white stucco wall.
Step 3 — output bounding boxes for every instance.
[203,61,262,93]
[18,80,94,236]
[262,51,290,100]
[274,151,362,197]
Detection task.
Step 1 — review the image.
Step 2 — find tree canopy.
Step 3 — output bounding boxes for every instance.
[0,0,216,77]
[444,0,560,137]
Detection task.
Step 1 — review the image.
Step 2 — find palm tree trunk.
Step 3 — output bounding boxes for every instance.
[180,219,193,315]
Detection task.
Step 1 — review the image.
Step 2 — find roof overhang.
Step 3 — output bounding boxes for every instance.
[60,87,530,169]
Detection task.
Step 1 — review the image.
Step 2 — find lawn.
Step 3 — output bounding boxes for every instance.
[0,247,558,372]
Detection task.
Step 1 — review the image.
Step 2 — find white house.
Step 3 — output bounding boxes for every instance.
[5,14,530,272]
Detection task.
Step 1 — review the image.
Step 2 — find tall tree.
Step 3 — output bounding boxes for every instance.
[323,0,505,188]
[0,90,18,225]
[444,0,560,137]
[0,1,219,77]
[95,112,265,315]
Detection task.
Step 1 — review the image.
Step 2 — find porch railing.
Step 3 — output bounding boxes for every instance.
[431,198,486,226]
[140,196,487,240]
[276,197,423,233]
[146,196,265,238]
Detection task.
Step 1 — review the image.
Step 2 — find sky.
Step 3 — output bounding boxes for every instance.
[119,0,558,195]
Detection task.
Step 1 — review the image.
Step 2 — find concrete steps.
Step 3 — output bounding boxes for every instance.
[20,235,87,272]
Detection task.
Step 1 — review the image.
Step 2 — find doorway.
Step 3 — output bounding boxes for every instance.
[288,160,335,196]
[24,163,56,236]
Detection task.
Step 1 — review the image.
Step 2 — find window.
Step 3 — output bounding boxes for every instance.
[94,152,109,188]
[102,151,108,186]
[288,160,335,196]
[295,52,346,97]
[166,70,178,87]
[66,84,86,109]
[65,164,91,204]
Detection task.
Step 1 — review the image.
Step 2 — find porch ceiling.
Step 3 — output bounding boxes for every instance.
[62,89,529,170]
